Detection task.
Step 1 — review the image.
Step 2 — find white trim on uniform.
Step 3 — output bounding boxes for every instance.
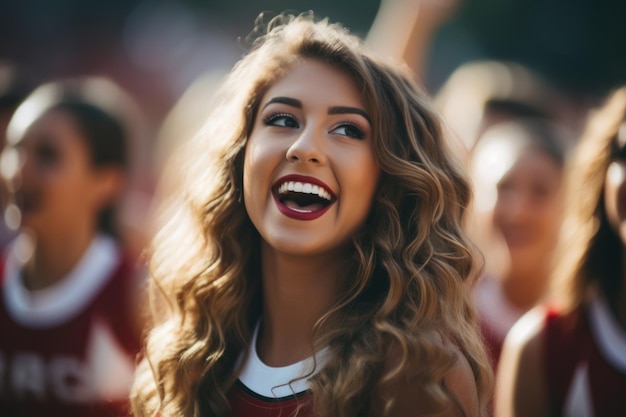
[563,363,594,417]
[588,294,626,373]
[2,234,120,328]
[473,275,525,340]
[237,322,329,398]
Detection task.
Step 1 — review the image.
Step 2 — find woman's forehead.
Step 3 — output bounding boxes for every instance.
[259,59,366,108]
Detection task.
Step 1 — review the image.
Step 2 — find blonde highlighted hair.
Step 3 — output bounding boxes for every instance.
[551,86,626,312]
[132,13,492,417]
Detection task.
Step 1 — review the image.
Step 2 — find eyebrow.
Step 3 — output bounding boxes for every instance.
[262,96,302,110]
[328,106,371,123]
[262,96,371,123]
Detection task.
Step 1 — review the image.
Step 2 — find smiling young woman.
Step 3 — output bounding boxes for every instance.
[244,59,380,258]
[131,13,492,417]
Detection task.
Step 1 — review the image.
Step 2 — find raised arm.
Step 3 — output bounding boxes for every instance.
[366,0,460,83]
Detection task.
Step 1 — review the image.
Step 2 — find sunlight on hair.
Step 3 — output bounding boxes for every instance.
[5,84,58,146]
[470,137,519,212]
[0,148,19,182]
[80,77,144,136]
[607,162,625,184]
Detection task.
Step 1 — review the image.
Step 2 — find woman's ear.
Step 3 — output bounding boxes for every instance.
[90,166,125,210]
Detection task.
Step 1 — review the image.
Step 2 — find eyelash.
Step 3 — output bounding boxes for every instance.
[332,122,366,140]
[262,113,367,140]
[263,113,298,128]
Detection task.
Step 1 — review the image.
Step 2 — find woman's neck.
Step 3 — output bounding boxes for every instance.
[21,227,97,291]
[258,244,344,367]
[500,260,550,311]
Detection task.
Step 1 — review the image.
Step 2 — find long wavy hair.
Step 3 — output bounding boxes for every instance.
[551,86,626,313]
[131,13,492,417]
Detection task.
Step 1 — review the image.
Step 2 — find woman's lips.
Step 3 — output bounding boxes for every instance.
[14,191,39,214]
[272,174,336,221]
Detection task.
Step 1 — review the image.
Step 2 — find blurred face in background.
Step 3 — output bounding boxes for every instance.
[470,121,566,275]
[2,108,105,238]
[492,146,564,269]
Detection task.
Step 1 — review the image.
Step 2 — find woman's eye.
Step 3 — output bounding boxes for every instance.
[36,142,61,167]
[264,113,299,128]
[331,123,366,140]
[496,181,515,196]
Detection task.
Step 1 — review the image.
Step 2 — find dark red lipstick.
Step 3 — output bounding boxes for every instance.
[272,174,336,221]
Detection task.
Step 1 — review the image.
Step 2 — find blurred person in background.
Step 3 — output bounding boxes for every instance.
[366,0,573,145]
[496,86,626,417]
[0,77,144,417]
[469,118,569,368]
[433,59,569,160]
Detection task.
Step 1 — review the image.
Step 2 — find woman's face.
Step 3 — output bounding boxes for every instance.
[3,108,105,236]
[243,58,380,257]
[492,147,564,267]
[604,124,626,243]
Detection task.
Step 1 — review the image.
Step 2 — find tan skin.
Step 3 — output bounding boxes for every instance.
[367,0,460,82]
[257,245,344,366]
[493,148,564,311]
[4,108,123,291]
[244,59,479,417]
[369,347,479,417]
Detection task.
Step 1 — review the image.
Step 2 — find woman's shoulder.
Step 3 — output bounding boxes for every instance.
[497,306,550,383]
[442,348,480,417]
[371,340,479,417]
[495,306,551,417]
[502,305,548,352]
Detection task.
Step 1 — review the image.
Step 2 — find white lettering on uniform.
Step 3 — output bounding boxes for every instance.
[12,353,45,400]
[49,356,93,403]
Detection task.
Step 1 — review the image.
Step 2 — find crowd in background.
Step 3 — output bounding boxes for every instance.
[0,0,624,416]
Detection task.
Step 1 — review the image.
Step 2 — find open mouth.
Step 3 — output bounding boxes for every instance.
[501,228,532,248]
[14,191,39,214]
[272,176,336,220]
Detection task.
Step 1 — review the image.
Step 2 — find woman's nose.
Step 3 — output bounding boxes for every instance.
[499,192,533,225]
[285,127,327,165]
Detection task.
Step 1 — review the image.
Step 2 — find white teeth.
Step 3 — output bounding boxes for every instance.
[277,181,332,201]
